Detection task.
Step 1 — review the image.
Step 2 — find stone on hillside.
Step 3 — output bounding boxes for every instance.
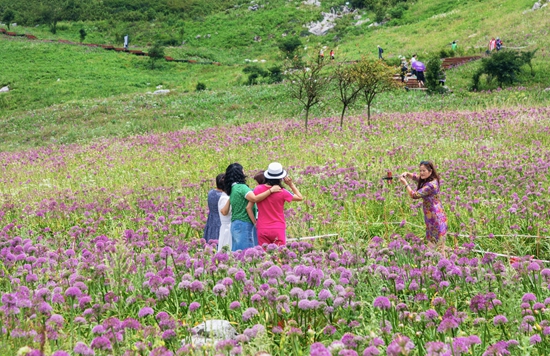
[196,35,201,39]
[355,19,370,26]
[303,0,321,6]
[254,35,262,42]
[11,23,16,27]
[151,89,170,95]
[0,86,9,93]
[188,320,237,346]
[532,2,541,10]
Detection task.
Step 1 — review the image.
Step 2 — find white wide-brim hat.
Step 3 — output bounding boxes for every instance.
[264,162,287,179]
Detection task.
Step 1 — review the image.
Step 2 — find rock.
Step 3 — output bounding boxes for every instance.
[0,86,9,93]
[249,4,260,11]
[355,19,370,26]
[156,85,163,89]
[151,90,170,95]
[188,320,237,346]
[532,1,541,10]
[253,35,262,42]
[206,34,211,38]
[354,15,362,20]
[196,35,201,39]
[303,0,321,6]
[11,23,16,27]
[260,59,266,63]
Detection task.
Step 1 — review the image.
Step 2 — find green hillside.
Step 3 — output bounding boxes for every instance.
[0,0,549,150]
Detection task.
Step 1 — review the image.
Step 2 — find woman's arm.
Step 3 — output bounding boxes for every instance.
[284,177,303,202]
[245,201,257,225]
[245,185,281,203]
[220,198,231,216]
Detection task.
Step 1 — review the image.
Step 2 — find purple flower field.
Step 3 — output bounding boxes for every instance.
[1,107,550,355]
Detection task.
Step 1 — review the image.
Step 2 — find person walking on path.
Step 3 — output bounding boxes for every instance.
[489,38,496,52]
[451,40,458,52]
[218,175,232,252]
[224,163,280,251]
[495,37,503,51]
[399,161,448,253]
[203,173,225,242]
[253,162,303,247]
[377,45,384,59]
[319,48,325,60]
[330,49,335,60]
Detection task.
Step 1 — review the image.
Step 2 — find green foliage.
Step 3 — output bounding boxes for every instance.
[471,50,524,90]
[148,42,165,69]
[278,37,302,59]
[79,28,86,42]
[196,82,206,91]
[520,48,538,77]
[2,8,15,29]
[267,66,283,84]
[243,65,268,85]
[425,55,444,93]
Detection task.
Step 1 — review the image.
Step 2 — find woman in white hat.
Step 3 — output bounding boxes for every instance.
[253,162,303,247]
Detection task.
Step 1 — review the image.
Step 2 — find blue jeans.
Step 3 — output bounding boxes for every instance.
[231,220,257,251]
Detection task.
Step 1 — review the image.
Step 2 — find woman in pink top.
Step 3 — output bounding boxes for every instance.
[253,162,303,246]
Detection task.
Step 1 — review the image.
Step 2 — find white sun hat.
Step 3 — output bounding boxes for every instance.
[264,162,287,179]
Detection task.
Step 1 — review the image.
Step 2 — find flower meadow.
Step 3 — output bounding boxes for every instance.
[1,107,550,355]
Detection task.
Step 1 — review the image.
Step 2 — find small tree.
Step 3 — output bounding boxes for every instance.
[243,65,268,85]
[355,58,399,125]
[334,62,364,128]
[79,28,87,43]
[278,37,302,59]
[471,50,523,90]
[148,43,165,69]
[425,56,443,93]
[286,57,332,131]
[2,9,15,30]
[520,49,538,77]
[196,82,206,91]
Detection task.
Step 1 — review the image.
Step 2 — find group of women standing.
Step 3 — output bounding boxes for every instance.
[203,162,303,251]
[204,160,447,253]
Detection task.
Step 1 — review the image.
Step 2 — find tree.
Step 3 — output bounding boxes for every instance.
[79,28,87,43]
[425,56,444,93]
[520,49,538,77]
[334,62,364,128]
[148,43,165,69]
[2,9,15,30]
[243,65,268,85]
[278,37,302,59]
[286,57,332,131]
[355,58,399,125]
[471,50,523,90]
[39,1,67,34]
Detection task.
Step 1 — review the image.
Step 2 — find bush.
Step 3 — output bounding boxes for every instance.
[267,66,283,84]
[278,37,302,58]
[196,82,206,91]
[425,56,443,93]
[389,4,406,19]
[243,65,268,85]
[471,50,523,90]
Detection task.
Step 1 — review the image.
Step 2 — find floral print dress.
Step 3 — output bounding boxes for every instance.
[411,174,448,242]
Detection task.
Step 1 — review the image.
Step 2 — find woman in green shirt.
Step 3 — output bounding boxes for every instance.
[224,163,280,251]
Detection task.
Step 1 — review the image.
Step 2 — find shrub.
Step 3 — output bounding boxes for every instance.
[243,65,268,85]
[425,56,444,93]
[278,37,302,58]
[267,66,283,84]
[196,82,206,91]
[471,50,523,90]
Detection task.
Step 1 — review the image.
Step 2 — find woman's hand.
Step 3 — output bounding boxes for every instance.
[399,176,408,185]
[283,176,293,186]
[270,185,282,193]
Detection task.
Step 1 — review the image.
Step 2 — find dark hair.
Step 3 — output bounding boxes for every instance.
[224,163,246,195]
[417,161,441,190]
[253,171,266,185]
[265,178,283,187]
[215,173,225,190]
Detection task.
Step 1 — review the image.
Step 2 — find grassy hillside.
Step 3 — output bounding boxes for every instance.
[0,0,549,151]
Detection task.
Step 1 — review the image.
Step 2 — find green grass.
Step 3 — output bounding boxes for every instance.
[0,0,549,152]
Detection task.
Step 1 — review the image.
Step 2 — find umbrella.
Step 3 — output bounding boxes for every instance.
[412,61,425,71]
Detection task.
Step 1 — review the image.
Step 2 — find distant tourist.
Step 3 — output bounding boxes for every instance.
[451,40,458,52]
[330,49,335,60]
[489,38,496,53]
[319,48,324,59]
[410,54,417,76]
[399,161,448,253]
[218,175,232,252]
[439,70,446,86]
[203,173,225,243]
[416,69,425,88]
[253,162,303,247]
[377,45,384,59]
[400,57,408,82]
[495,37,503,51]
[224,163,280,251]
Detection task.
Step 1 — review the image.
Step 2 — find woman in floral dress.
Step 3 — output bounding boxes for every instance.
[399,161,447,250]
